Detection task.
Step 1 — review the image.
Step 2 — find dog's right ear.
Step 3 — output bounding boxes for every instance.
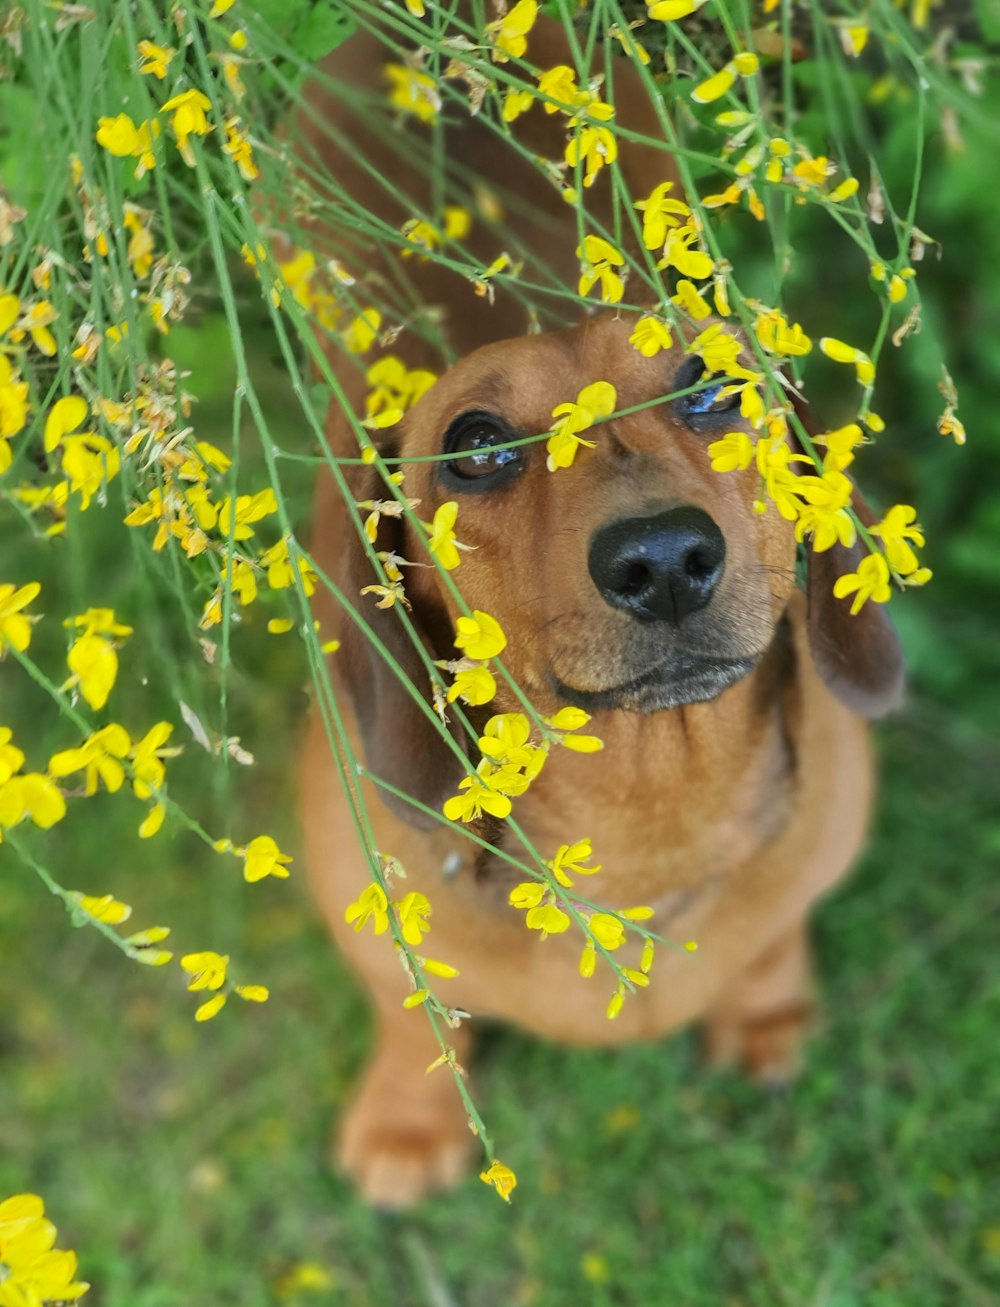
[312,452,468,831]
[788,396,905,719]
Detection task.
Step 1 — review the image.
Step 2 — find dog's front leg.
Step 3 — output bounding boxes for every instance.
[336,1006,475,1207]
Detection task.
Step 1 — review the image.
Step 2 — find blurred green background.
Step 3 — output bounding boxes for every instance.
[2,17,999,1307]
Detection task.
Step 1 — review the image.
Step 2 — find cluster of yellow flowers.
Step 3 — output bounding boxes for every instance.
[97,16,256,181]
[0,1193,89,1306]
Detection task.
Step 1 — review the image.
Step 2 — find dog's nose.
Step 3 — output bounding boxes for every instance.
[588,507,726,623]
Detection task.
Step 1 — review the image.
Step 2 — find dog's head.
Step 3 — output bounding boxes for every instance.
[328,313,903,824]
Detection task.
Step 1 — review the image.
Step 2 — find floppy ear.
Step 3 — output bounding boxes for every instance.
[312,448,468,830]
[790,397,905,719]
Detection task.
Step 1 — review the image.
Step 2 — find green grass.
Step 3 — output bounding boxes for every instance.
[1,572,997,1305]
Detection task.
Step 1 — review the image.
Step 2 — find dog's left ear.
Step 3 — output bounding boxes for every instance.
[790,397,905,719]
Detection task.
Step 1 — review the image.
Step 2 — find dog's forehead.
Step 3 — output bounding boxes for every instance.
[416,315,696,434]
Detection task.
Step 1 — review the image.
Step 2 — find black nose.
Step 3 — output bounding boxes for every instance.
[588,507,726,624]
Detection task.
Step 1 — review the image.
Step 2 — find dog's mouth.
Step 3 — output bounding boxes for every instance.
[552,651,759,713]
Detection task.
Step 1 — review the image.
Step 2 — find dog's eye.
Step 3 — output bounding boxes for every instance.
[442,410,523,487]
[672,356,743,424]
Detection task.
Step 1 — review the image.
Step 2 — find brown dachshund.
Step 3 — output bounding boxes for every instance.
[293,19,904,1206]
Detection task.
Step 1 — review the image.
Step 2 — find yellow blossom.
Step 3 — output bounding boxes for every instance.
[235,984,269,1002]
[0,582,41,655]
[453,610,506,660]
[196,994,227,1022]
[137,39,175,78]
[634,181,691,250]
[547,380,616,472]
[870,504,926,576]
[691,53,759,105]
[223,117,258,181]
[131,721,178,799]
[96,113,160,177]
[485,0,538,62]
[181,950,229,991]
[547,838,601,888]
[384,63,440,122]
[576,234,625,304]
[819,336,875,385]
[72,892,132,925]
[217,488,278,540]
[342,308,381,355]
[241,834,293,883]
[565,120,618,188]
[672,279,712,320]
[707,431,754,473]
[537,64,582,113]
[648,0,707,18]
[49,725,132,796]
[396,891,431,946]
[755,309,812,357]
[345,884,390,934]
[629,316,674,357]
[44,396,89,453]
[161,89,213,166]
[657,225,714,280]
[426,501,469,570]
[833,552,893,613]
[0,772,67,831]
[446,664,497,706]
[480,1160,517,1201]
[0,728,24,784]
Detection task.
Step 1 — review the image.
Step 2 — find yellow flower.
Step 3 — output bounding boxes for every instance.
[828,177,860,203]
[480,1160,517,1201]
[0,772,67,831]
[629,316,674,358]
[260,538,317,594]
[342,308,381,355]
[0,357,30,449]
[137,39,175,78]
[635,181,691,251]
[181,950,229,991]
[49,724,132,796]
[396,891,431,946]
[43,395,89,454]
[565,121,618,188]
[648,0,707,18]
[345,884,389,934]
[707,431,754,473]
[691,52,759,104]
[791,155,834,189]
[445,664,497,706]
[71,892,132,925]
[65,635,118,711]
[384,63,440,122]
[537,64,582,113]
[525,901,570,936]
[576,235,625,304]
[209,0,236,14]
[657,225,714,280]
[673,278,712,320]
[832,552,893,614]
[0,582,41,655]
[217,488,278,540]
[485,0,538,62]
[426,501,469,570]
[870,504,926,576]
[196,993,227,1022]
[547,838,601,888]
[443,766,516,823]
[96,113,160,177]
[819,336,875,386]
[0,728,24,784]
[235,984,269,1002]
[937,412,966,445]
[547,380,617,472]
[453,610,506,660]
[161,89,213,166]
[755,309,812,357]
[60,434,121,509]
[223,117,258,180]
[241,834,293,883]
[689,323,756,379]
[132,721,178,799]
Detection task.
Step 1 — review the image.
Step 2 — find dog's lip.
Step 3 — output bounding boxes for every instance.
[552,650,759,711]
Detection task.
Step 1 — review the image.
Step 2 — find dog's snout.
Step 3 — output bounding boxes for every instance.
[588,507,726,624]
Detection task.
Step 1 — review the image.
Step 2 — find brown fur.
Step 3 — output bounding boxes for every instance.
[292,19,903,1206]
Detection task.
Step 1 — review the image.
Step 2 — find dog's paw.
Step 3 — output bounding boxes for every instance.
[703,1002,812,1088]
[335,1062,474,1207]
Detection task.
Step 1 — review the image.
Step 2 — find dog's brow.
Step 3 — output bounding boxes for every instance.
[449,368,512,413]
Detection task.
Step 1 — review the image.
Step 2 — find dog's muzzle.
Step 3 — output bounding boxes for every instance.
[588,507,726,624]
